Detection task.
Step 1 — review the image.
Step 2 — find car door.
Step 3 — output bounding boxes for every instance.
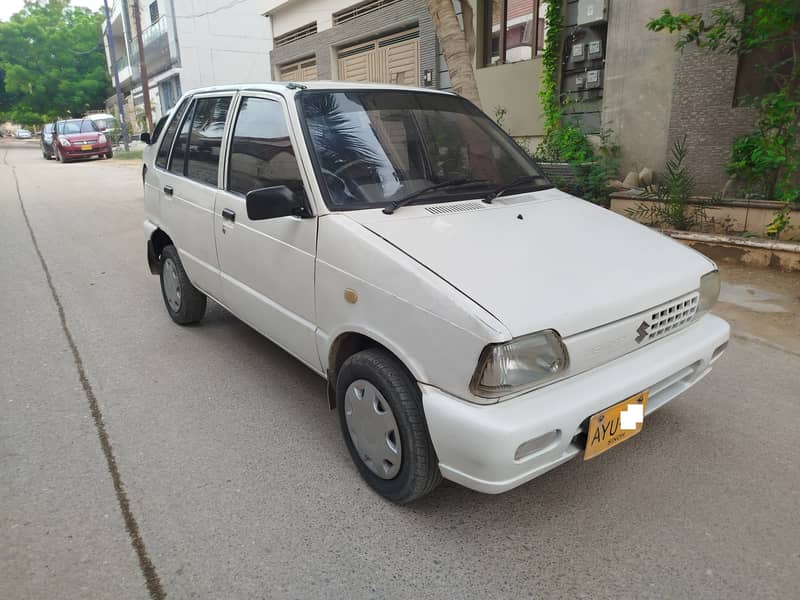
[214,93,320,372]
[145,98,190,229]
[158,93,234,298]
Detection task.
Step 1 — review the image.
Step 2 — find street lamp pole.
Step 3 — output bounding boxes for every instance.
[102,0,130,152]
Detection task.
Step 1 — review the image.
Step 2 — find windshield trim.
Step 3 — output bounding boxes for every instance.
[294,88,550,212]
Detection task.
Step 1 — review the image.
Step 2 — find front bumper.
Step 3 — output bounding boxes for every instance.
[62,144,110,158]
[422,314,730,494]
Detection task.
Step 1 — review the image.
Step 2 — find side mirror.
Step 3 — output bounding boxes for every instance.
[246,185,309,220]
[140,132,151,144]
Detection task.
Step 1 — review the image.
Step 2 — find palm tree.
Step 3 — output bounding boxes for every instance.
[425,0,481,108]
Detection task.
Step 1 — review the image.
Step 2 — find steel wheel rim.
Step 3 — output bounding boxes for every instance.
[163,257,182,312]
[344,379,402,479]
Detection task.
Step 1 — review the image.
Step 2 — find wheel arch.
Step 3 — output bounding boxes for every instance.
[147,228,174,275]
[325,331,420,410]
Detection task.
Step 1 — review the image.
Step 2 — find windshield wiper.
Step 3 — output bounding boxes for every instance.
[483,175,552,203]
[383,178,492,214]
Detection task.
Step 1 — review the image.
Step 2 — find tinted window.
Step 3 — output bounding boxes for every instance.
[156,98,190,169]
[299,91,544,210]
[59,119,98,134]
[186,96,231,187]
[228,97,305,197]
[151,114,168,143]
[168,101,195,175]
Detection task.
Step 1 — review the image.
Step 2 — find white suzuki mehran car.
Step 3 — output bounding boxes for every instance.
[142,82,729,503]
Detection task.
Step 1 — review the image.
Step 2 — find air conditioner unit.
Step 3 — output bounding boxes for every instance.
[577,0,608,26]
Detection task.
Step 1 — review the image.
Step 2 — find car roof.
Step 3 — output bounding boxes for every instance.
[183,81,456,98]
[85,113,116,119]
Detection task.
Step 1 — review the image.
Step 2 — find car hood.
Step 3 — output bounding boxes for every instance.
[345,188,714,337]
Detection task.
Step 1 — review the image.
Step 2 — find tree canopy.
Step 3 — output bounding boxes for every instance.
[0,0,110,126]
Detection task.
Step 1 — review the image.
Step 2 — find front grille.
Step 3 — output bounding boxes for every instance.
[644,293,699,342]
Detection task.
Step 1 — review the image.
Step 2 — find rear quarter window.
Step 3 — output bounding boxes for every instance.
[155,98,190,169]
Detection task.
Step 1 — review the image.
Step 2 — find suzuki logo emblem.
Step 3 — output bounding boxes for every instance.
[635,321,650,343]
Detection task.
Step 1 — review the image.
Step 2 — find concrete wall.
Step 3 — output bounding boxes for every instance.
[666,0,757,196]
[601,0,681,174]
[269,0,337,35]
[173,0,272,91]
[476,59,544,137]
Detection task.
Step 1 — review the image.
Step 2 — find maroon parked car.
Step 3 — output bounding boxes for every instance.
[53,118,113,162]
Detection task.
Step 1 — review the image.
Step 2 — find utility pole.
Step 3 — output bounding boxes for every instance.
[132,0,154,132]
[102,0,130,151]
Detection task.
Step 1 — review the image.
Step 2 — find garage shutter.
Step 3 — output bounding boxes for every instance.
[278,58,318,82]
[337,29,419,86]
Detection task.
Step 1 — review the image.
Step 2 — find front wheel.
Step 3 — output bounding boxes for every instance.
[337,348,441,503]
[159,245,207,325]
[105,150,113,159]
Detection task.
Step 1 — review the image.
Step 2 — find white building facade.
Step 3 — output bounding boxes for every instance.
[102,0,273,130]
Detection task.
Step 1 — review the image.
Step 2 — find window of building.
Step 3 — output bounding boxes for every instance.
[227,97,305,198]
[185,97,232,187]
[149,1,159,24]
[483,0,547,67]
[156,97,189,169]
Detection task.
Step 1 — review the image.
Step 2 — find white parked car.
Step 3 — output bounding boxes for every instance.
[142,83,729,503]
[16,128,32,139]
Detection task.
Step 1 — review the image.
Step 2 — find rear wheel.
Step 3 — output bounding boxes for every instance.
[159,245,206,325]
[337,348,441,503]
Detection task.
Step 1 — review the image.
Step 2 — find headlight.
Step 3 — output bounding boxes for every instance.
[470,330,569,399]
[60,138,71,146]
[98,134,107,144]
[697,270,721,318]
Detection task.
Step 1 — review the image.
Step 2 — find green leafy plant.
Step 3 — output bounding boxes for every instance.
[647,0,799,239]
[627,136,714,230]
[537,0,563,153]
[535,2,593,162]
[493,105,508,131]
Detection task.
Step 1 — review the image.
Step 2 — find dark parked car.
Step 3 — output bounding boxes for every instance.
[40,123,55,159]
[53,118,113,162]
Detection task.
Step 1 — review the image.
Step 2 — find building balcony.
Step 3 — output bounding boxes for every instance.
[129,17,179,84]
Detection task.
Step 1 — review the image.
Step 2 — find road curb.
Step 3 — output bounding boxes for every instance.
[663,230,800,272]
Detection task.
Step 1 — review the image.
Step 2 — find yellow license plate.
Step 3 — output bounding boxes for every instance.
[81,144,92,151]
[584,391,648,460]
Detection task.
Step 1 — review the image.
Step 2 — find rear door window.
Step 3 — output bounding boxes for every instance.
[156,98,190,169]
[185,96,231,187]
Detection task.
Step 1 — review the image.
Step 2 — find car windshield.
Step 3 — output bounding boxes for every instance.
[297,90,546,210]
[60,119,98,134]
[93,117,118,130]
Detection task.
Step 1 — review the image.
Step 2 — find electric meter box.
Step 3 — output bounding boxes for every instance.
[577,0,608,26]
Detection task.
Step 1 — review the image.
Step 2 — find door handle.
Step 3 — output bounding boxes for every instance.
[163,185,173,196]
[221,208,236,222]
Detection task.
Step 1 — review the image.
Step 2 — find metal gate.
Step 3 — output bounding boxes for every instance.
[337,29,419,86]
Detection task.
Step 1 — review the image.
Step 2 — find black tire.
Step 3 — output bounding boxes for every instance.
[105,150,113,159]
[55,146,61,162]
[159,245,206,325]
[337,348,441,503]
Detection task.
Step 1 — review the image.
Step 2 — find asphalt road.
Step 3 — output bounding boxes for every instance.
[1,140,799,600]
